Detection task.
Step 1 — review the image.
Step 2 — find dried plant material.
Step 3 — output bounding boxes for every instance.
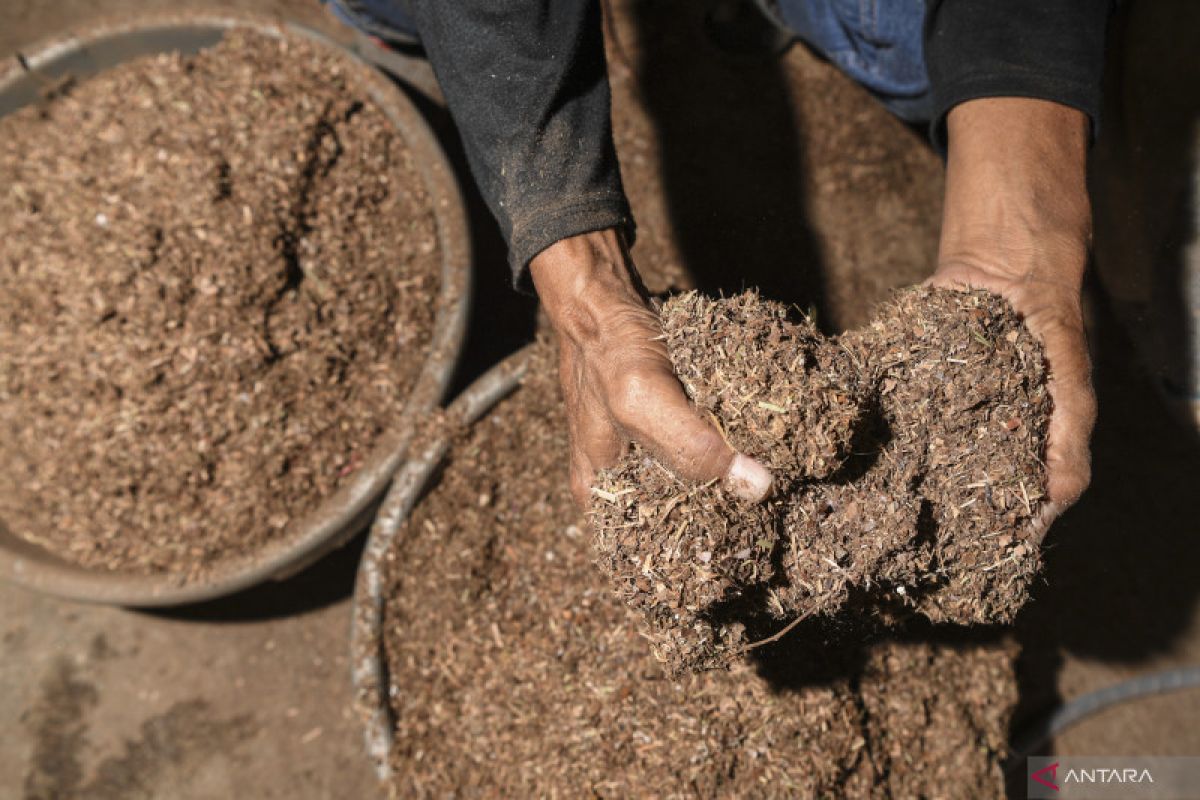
[856,636,1018,798]
[381,338,1016,797]
[840,287,1050,625]
[0,30,440,575]
[591,291,866,670]
[663,292,866,480]
[593,288,1049,674]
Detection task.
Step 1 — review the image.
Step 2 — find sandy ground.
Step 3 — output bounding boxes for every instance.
[1,1,1197,798]
[2,546,378,799]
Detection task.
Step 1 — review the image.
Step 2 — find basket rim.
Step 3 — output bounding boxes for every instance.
[349,346,532,782]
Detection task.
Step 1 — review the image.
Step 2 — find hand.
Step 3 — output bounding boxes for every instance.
[530,229,773,508]
[928,260,1095,540]
[932,98,1098,540]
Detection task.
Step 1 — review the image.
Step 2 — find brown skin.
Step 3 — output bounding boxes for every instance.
[930,97,1096,540]
[533,97,1095,533]
[530,229,772,507]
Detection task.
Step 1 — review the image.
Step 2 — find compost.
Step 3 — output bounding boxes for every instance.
[380,339,1016,797]
[593,288,1050,674]
[0,30,440,574]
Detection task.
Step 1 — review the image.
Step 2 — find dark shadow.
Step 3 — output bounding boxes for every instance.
[630,0,829,325]
[144,528,369,623]
[1090,0,1200,434]
[1002,282,1200,791]
[1002,2,1200,793]
[822,400,891,486]
[729,600,1012,694]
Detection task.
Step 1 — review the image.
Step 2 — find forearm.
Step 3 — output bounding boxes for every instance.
[924,0,1111,151]
[939,98,1091,286]
[403,0,631,283]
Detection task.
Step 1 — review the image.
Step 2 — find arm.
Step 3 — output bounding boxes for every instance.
[403,0,630,280]
[921,1,1110,531]
[403,2,772,504]
[929,100,1096,529]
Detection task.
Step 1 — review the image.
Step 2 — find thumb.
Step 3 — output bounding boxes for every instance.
[611,369,773,503]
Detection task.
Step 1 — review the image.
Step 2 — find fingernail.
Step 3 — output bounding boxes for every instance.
[724,454,773,503]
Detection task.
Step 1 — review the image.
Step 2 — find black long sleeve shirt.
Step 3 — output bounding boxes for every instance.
[402,1,1110,285]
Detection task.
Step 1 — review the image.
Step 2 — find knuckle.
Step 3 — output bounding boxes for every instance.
[687,432,730,478]
[609,370,656,422]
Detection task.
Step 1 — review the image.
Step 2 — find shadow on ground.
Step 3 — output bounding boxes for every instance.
[630,0,829,324]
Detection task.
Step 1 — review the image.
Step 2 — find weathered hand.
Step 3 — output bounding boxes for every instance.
[928,258,1095,538]
[935,97,1098,540]
[530,229,772,508]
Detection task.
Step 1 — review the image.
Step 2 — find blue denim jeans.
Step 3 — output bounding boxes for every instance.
[326,0,931,122]
[325,0,419,46]
[771,0,931,121]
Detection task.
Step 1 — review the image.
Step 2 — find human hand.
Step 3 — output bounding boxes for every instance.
[933,97,1097,540]
[530,229,773,508]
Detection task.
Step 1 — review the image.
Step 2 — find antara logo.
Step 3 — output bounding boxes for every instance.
[1031,762,1059,791]
[1032,760,1157,791]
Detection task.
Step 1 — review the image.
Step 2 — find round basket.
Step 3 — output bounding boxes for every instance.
[0,12,471,606]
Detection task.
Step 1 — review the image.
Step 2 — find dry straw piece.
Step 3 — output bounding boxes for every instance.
[592,287,1050,674]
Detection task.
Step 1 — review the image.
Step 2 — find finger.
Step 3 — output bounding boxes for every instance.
[570,399,624,508]
[725,453,775,504]
[559,350,624,509]
[1029,501,1062,546]
[1029,321,1097,507]
[1043,345,1096,508]
[610,367,773,502]
[569,453,594,509]
[564,397,595,509]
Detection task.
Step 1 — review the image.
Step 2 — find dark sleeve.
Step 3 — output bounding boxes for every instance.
[403,0,632,288]
[924,0,1112,152]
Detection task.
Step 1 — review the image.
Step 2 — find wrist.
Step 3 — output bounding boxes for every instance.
[529,228,644,344]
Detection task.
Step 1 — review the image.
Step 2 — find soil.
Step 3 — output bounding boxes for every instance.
[380,337,1017,798]
[592,287,1050,674]
[0,28,441,575]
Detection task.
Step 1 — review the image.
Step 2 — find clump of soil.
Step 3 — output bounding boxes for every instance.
[0,30,441,574]
[593,288,1049,674]
[662,292,865,480]
[380,338,1017,796]
[590,291,865,671]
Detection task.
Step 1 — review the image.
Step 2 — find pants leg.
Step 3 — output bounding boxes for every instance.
[324,0,421,47]
[766,0,932,122]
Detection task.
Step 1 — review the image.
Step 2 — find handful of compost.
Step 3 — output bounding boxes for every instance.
[590,288,1049,675]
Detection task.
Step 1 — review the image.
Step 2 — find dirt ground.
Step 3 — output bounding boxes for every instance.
[1,1,1198,798]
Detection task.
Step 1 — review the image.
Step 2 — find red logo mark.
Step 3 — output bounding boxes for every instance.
[1032,762,1060,792]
